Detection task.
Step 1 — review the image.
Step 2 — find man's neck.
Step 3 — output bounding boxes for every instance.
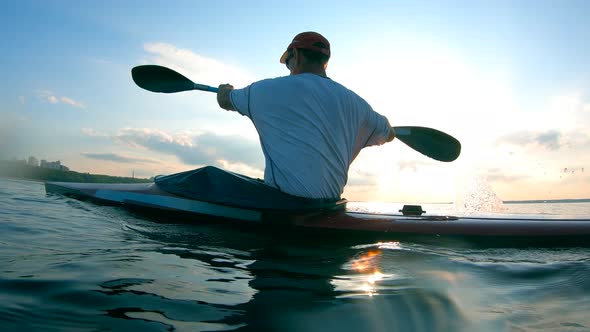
[295,65,327,77]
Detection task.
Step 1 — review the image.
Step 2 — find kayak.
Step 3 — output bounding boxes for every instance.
[44,166,590,240]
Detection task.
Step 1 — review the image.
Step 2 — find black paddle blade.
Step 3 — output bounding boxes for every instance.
[394,126,461,162]
[131,65,195,93]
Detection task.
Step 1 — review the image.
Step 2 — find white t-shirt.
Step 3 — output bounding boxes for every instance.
[230,73,391,199]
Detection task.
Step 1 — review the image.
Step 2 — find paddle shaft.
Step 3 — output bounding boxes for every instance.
[194,83,218,93]
[131,65,461,161]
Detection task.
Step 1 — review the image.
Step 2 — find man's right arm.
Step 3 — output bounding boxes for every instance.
[217,84,235,111]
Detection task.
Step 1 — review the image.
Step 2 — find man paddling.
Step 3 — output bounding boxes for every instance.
[217,31,395,199]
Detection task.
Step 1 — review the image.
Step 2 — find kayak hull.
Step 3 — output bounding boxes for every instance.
[45,181,590,238]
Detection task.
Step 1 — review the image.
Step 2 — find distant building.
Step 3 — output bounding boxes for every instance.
[12,157,27,165]
[40,160,69,171]
[28,156,39,167]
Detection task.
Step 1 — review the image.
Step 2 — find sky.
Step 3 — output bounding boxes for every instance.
[1,0,589,203]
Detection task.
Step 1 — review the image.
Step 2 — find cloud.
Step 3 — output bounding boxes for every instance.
[94,127,264,169]
[82,153,157,164]
[60,96,85,108]
[536,131,561,149]
[43,93,59,104]
[496,130,562,151]
[142,43,255,88]
[37,90,86,109]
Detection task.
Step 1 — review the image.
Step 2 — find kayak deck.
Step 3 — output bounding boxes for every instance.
[45,181,590,237]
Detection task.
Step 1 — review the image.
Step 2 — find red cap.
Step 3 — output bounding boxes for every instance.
[279,32,331,64]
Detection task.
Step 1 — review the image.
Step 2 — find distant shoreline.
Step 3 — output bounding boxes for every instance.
[0,160,151,184]
[1,160,589,203]
[504,198,590,204]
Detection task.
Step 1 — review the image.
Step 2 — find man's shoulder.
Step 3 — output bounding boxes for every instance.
[254,75,291,85]
[252,75,368,104]
[256,74,332,86]
[252,75,329,95]
[322,79,370,107]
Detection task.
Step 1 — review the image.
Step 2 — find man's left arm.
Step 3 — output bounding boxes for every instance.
[365,111,395,146]
[387,126,396,142]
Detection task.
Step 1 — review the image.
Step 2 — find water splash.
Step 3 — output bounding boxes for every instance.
[455,175,504,215]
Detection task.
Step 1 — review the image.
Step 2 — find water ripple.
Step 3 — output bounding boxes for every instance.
[2,178,590,331]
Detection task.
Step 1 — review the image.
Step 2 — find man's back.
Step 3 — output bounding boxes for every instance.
[230,73,391,199]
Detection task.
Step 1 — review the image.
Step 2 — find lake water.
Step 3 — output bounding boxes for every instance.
[1,177,590,331]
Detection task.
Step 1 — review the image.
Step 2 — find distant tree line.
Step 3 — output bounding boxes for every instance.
[0,160,151,183]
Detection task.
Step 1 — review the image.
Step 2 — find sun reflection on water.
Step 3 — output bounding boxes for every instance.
[360,271,387,297]
[351,249,381,272]
[333,242,401,297]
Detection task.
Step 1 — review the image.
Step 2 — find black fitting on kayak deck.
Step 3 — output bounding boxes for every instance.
[399,205,426,216]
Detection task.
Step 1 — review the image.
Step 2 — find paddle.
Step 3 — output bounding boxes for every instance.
[394,127,460,162]
[132,65,219,93]
[132,65,461,162]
